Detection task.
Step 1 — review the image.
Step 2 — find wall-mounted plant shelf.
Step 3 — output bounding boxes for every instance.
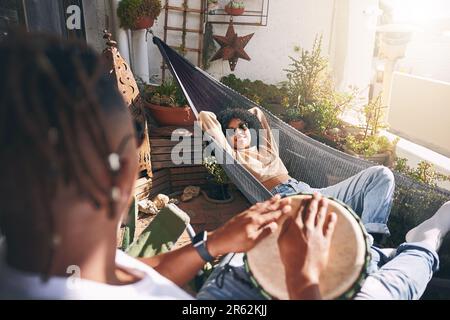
[205,0,269,27]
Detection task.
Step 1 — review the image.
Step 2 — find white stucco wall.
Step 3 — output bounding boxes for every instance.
[386,0,450,83]
[148,0,335,85]
[83,0,380,94]
[398,29,450,83]
[330,0,379,95]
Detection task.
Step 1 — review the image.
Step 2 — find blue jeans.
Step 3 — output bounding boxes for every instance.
[270,166,395,236]
[197,243,439,300]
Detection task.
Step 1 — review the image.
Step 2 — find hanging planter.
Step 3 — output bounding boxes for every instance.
[225,1,245,16]
[117,0,162,30]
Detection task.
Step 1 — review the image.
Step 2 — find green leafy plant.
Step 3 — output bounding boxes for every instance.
[284,35,330,108]
[140,79,188,107]
[203,156,229,185]
[394,158,450,187]
[363,93,387,138]
[343,94,397,158]
[284,35,357,134]
[345,134,397,158]
[284,107,304,122]
[220,74,288,108]
[117,0,162,30]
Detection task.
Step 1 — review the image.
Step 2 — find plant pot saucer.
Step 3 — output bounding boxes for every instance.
[201,190,234,204]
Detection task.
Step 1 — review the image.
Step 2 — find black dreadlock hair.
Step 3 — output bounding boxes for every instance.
[0,29,130,278]
[217,108,263,149]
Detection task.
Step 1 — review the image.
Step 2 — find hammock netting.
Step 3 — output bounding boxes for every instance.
[153,37,450,227]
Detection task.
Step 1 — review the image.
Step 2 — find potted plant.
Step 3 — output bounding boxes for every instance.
[117,0,162,30]
[203,156,233,202]
[342,134,398,166]
[225,1,245,16]
[141,79,195,126]
[342,94,398,166]
[284,35,357,138]
[285,107,306,131]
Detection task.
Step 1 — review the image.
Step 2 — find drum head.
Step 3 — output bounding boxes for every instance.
[245,194,369,300]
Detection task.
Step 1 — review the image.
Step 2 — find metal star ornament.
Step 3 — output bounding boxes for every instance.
[210,21,254,71]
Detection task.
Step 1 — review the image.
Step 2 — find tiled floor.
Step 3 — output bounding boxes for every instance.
[174,187,251,249]
[133,186,251,250]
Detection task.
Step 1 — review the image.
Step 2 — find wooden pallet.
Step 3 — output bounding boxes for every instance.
[169,166,208,192]
[133,126,209,198]
[149,126,205,171]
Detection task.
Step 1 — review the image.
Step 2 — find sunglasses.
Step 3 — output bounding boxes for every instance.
[227,122,249,135]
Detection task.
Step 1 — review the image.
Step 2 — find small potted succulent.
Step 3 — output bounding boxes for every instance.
[225,1,245,16]
[203,156,233,202]
[117,0,162,30]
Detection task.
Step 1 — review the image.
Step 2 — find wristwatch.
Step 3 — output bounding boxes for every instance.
[192,231,215,262]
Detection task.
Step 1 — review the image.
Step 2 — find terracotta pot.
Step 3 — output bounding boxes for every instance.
[225,6,245,16]
[363,151,395,167]
[288,120,305,131]
[133,16,155,30]
[144,102,195,126]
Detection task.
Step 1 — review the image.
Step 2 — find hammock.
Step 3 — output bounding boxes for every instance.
[152,36,450,294]
[152,37,450,221]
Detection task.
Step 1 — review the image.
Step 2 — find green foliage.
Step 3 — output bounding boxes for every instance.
[363,93,386,138]
[345,134,397,157]
[300,100,345,134]
[284,35,330,108]
[220,74,288,108]
[203,156,229,185]
[227,1,245,9]
[284,107,303,122]
[117,0,162,29]
[343,93,397,157]
[139,79,188,107]
[284,35,356,134]
[394,158,450,187]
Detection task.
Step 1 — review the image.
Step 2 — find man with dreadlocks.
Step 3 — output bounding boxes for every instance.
[0,30,296,299]
[1,31,449,301]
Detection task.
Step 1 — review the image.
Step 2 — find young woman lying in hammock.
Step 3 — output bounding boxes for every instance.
[199,108,395,240]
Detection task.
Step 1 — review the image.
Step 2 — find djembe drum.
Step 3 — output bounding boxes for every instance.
[245,194,371,300]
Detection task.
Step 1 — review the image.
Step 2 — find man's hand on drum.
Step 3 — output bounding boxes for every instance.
[207,194,292,257]
[278,192,338,300]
